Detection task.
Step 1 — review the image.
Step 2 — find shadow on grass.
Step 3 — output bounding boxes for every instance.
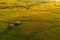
[0,27,14,39]
[0,27,13,34]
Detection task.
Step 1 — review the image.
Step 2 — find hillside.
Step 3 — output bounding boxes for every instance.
[0,1,60,40]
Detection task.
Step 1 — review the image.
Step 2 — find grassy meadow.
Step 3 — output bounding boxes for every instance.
[0,1,60,40]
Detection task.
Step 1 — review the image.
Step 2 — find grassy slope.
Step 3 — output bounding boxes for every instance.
[0,1,60,40]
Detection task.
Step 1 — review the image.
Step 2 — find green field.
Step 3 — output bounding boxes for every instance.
[0,1,60,40]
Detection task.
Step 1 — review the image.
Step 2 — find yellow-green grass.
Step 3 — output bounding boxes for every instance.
[0,2,60,40]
